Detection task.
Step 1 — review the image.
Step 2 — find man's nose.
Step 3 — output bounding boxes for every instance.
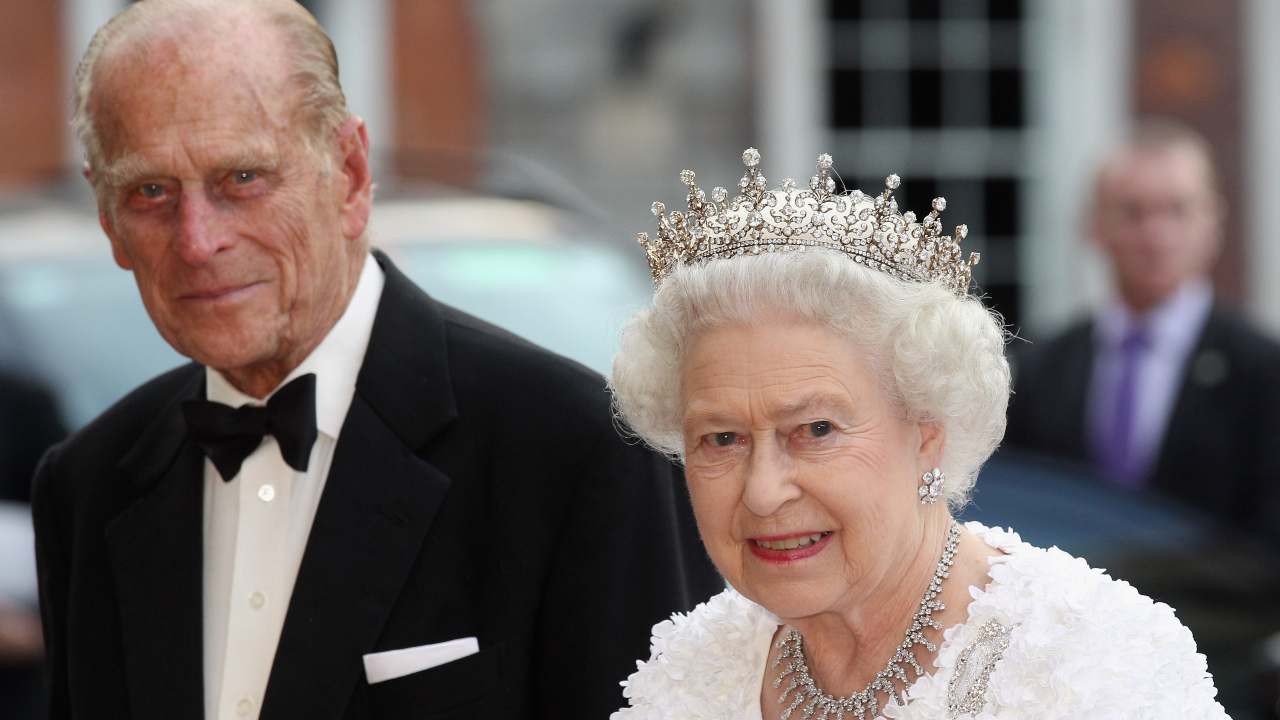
[174,189,234,266]
[741,435,802,517]
[1134,213,1182,249]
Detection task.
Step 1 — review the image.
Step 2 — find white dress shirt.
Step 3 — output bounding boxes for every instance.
[1086,278,1213,483]
[202,255,384,720]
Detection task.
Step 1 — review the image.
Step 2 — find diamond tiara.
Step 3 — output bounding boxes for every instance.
[638,148,979,297]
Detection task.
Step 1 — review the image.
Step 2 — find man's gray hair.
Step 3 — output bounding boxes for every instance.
[608,250,1011,510]
[73,0,349,192]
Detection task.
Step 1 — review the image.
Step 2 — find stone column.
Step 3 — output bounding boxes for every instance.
[0,0,64,185]
[391,0,484,185]
[754,0,828,182]
[1020,0,1131,335]
[1243,0,1280,335]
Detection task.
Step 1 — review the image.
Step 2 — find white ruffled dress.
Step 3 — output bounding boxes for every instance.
[614,522,1228,719]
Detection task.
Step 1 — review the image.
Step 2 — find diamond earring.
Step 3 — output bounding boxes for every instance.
[919,468,944,504]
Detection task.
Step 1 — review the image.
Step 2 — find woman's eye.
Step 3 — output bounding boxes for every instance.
[808,421,833,437]
[233,170,258,184]
[711,432,738,447]
[140,183,164,198]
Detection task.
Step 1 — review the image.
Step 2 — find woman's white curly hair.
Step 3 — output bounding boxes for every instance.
[609,249,1011,509]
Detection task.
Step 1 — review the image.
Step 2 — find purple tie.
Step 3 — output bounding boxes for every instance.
[1098,324,1150,489]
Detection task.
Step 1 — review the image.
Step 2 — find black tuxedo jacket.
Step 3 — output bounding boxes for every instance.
[32,252,722,720]
[1005,308,1280,541]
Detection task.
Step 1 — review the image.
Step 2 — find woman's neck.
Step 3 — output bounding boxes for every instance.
[771,515,1000,701]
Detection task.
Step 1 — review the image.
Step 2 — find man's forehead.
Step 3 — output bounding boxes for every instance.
[1106,145,1207,184]
[92,33,299,164]
[1098,147,1213,205]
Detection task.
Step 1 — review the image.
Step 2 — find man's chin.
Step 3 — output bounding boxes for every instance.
[169,330,280,373]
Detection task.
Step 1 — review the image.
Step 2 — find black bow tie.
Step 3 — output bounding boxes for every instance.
[183,373,319,481]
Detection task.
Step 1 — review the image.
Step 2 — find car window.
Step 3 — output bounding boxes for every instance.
[384,241,651,377]
[0,254,185,428]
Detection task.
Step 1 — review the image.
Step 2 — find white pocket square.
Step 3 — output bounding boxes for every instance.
[363,637,480,684]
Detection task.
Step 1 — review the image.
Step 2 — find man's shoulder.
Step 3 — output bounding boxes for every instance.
[0,369,60,408]
[1203,307,1280,361]
[436,303,612,414]
[50,362,202,473]
[373,255,613,420]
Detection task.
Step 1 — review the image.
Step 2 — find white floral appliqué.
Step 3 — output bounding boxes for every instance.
[614,523,1230,720]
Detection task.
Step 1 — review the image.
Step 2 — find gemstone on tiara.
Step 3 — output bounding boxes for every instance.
[638,148,980,297]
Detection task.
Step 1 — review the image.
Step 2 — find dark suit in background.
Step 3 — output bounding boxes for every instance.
[0,371,64,720]
[1006,307,1280,543]
[0,372,66,503]
[33,254,721,720]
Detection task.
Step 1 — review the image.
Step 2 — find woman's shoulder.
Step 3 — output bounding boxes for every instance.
[905,522,1228,718]
[612,587,779,720]
[964,521,1195,639]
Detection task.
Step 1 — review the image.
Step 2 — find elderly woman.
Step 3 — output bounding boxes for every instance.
[609,149,1226,719]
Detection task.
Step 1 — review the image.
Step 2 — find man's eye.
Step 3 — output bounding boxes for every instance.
[808,421,833,437]
[711,432,738,447]
[233,170,257,184]
[140,183,164,198]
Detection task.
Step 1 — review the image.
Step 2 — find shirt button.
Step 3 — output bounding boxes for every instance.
[236,698,253,717]
[249,592,266,610]
[257,484,275,502]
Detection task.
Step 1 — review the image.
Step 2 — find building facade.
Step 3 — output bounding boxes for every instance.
[3,0,1279,337]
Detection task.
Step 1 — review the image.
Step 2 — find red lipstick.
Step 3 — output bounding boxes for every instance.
[748,531,833,564]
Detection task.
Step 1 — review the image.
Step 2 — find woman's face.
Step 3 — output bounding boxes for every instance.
[681,320,944,621]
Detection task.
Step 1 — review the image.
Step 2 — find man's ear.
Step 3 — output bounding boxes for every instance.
[335,115,373,242]
[917,423,946,474]
[99,211,132,271]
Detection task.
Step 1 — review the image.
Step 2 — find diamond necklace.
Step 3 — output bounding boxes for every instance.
[771,521,962,720]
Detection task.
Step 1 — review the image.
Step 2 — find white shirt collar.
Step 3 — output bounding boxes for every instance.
[1095,277,1213,351]
[205,253,386,439]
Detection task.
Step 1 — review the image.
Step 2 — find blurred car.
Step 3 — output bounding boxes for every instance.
[0,196,652,429]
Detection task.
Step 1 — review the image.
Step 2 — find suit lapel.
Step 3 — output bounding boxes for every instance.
[106,368,207,720]
[351,250,458,448]
[1150,309,1222,487]
[261,252,459,719]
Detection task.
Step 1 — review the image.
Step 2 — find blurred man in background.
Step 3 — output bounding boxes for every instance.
[1006,118,1280,543]
[0,371,66,720]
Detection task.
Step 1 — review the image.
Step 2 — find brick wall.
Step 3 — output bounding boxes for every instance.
[0,0,64,186]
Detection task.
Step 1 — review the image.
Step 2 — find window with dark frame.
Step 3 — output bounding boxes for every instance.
[827,0,1024,331]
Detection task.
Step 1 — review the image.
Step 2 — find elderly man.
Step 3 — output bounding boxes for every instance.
[32,1,720,719]
[1006,118,1280,541]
